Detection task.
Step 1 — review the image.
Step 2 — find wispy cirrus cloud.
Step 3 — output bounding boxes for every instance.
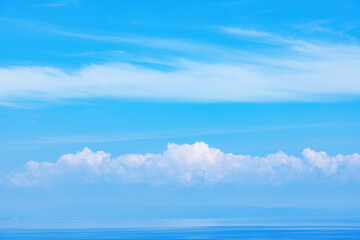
[41,3,68,7]
[4,18,233,58]
[2,123,358,147]
[219,26,319,52]
[2,20,360,104]
[3,142,360,186]
[2,49,360,104]
[38,0,79,7]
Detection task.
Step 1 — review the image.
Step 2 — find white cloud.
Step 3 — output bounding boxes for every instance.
[302,148,338,175]
[2,47,360,104]
[3,142,360,186]
[2,23,360,103]
[220,27,273,38]
[302,148,360,176]
[220,27,315,51]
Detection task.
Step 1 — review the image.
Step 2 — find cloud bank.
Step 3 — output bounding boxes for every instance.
[3,142,360,186]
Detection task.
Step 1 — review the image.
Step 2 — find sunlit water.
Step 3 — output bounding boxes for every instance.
[1,226,360,240]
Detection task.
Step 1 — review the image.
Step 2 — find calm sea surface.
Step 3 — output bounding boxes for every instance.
[1,227,360,240]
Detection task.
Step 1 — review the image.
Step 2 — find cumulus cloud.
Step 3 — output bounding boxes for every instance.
[3,142,360,186]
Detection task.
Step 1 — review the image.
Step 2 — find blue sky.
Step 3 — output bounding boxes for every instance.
[1,0,360,227]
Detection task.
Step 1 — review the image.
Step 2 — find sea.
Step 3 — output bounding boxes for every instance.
[1,226,360,240]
